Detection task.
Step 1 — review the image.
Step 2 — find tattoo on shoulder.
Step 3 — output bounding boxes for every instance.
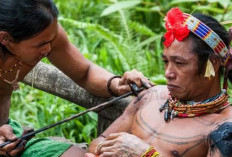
[133,89,152,104]
[209,122,232,157]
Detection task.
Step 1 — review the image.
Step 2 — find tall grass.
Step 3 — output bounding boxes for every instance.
[11,0,232,144]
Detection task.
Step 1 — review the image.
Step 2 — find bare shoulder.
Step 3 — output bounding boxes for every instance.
[138,85,168,99]
[126,85,169,111]
[51,24,69,51]
[142,85,169,103]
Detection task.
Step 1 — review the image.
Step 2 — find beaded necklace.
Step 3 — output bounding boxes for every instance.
[0,60,22,90]
[159,89,230,122]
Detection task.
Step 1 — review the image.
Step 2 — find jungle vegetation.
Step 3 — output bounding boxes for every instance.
[11,0,232,144]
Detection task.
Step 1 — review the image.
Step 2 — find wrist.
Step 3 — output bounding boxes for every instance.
[141,146,160,157]
[107,76,122,97]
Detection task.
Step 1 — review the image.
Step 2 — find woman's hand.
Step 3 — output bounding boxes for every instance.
[110,69,154,96]
[0,125,26,157]
[96,132,150,157]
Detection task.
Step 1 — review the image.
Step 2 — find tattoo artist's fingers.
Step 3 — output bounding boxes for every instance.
[0,150,6,156]
[7,140,27,157]
[121,69,143,87]
[116,85,131,95]
[2,139,21,153]
[0,139,5,153]
[141,80,152,89]
[22,128,34,141]
[0,125,17,141]
[141,82,151,89]
[0,137,6,145]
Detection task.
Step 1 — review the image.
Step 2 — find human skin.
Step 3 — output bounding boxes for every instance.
[0,19,150,156]
[88,39,232,157]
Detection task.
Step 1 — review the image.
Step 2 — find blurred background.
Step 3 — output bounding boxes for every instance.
[10,0,232,144]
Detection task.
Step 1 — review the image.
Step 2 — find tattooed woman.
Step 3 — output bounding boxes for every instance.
[87,8,232,157]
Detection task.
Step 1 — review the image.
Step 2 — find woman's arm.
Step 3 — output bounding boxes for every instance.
[48,25,152,97]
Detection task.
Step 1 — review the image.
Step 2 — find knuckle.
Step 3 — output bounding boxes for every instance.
[123,71,129,76]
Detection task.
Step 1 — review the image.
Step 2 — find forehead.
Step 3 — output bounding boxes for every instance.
[22,20,58,44]
[163,38,198,61]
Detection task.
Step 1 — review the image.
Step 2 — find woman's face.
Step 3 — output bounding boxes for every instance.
[5,20,58,66]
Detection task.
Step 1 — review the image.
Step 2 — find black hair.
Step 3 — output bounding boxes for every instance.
[0,0,58,42]
[188,13,229,77]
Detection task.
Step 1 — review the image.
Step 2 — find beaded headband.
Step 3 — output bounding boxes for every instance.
[164,8,230,66]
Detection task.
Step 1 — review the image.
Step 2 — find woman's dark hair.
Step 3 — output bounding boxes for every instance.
[0,0,58,41]
[188,13,229,77]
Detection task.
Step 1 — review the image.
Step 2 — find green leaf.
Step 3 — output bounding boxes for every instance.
[207,0,219,2]
[195,6,224,14]
[101,0,141,16]
[150,6,161,12]
[219,0,230,8]
[207,0,230,7]
[170,0,201,6]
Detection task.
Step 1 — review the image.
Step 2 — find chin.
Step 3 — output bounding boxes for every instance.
[170,91,186,100]
[24,60,40,67]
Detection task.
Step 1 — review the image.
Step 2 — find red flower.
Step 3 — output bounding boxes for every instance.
[164,8,190,47]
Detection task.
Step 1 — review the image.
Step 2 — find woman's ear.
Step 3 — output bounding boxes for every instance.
[0,31,11,45]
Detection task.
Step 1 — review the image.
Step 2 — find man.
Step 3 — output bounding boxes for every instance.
[87,8,232,157]
[0,0,152,157]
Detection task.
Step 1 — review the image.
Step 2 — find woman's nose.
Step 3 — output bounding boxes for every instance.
[41,43,51,55]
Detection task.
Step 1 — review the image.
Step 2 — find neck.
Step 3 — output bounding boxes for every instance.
[184,76,221,102]
[200,77,221,102]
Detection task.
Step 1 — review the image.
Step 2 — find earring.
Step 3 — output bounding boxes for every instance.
[204,59,215,78]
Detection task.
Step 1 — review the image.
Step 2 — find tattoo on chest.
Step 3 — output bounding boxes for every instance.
[135,110,207,157]
[135,89,232,157]
[210,122,232,157]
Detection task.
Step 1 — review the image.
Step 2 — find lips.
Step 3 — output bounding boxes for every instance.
[167,84,179,91]
[37,53,49,60]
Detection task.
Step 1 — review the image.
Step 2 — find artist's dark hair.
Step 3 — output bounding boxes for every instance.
[0,0,58,41]
[188,13,230,79]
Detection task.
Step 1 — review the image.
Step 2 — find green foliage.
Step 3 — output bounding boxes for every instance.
[11,84,97,143]
[101,0,141,17]
[11,0,232,145]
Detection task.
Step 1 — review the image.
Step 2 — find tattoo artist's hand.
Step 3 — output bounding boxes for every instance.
[96,132,150,157]
[111,69,155,96]
[0,125,27,157]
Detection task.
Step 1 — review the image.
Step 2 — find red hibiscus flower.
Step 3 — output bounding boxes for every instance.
[164,8,190,47]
